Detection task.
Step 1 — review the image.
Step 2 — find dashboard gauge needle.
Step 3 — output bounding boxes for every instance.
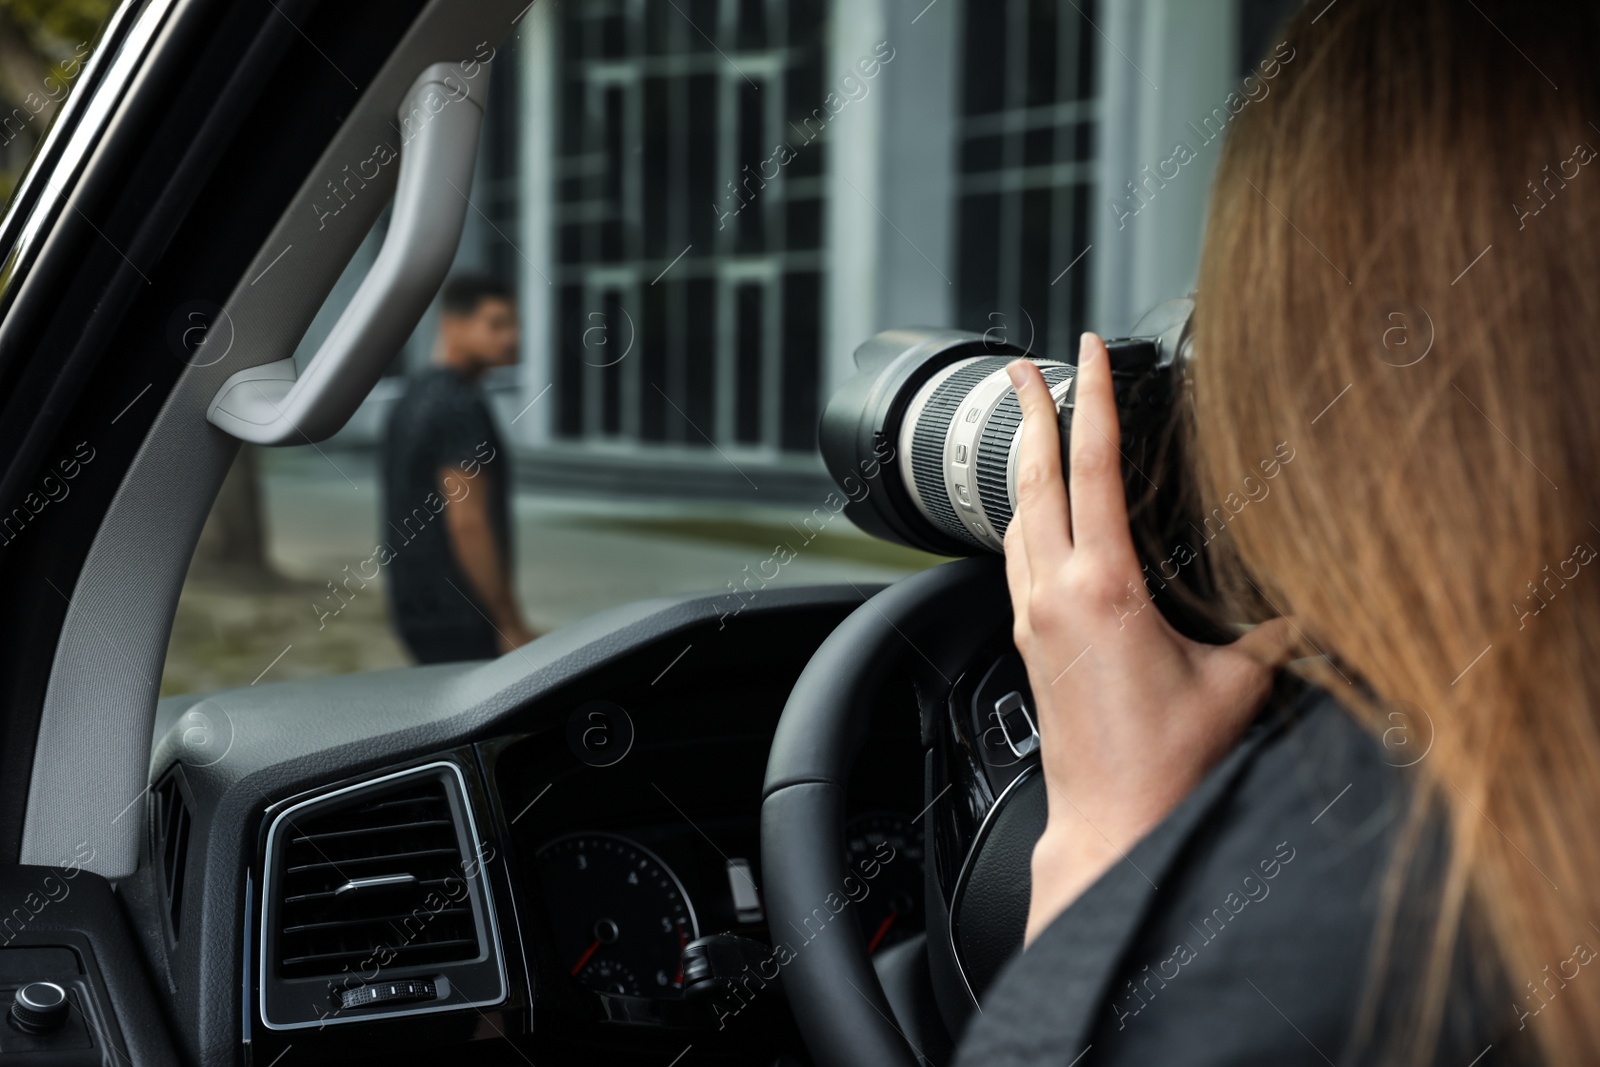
[867,910,899,955]
[571,938,602,976]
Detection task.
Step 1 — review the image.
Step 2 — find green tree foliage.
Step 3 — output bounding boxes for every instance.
[0,0,113,201]
[0,0,115,54]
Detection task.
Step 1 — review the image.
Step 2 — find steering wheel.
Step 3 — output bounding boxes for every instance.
[761,557,1047,1066]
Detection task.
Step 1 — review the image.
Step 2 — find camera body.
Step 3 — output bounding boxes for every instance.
[820,299,1223,639]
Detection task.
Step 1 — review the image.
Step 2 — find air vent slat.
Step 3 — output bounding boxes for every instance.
[287,818,454,846]
[284,847,460,875]
[151,773,191,942]
[270,773,485,982]
[282,907,474,936]
[280,938,479,971]
[282,876,467,906]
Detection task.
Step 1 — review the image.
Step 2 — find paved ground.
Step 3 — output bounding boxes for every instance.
[160,449,946,696]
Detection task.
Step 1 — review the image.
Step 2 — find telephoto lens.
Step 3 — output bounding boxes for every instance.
[820,299,1224,640]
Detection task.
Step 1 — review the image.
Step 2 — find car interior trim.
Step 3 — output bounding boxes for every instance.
[0,0,174,322]
[256,759,508,1031]
[17,0,527,880]
[944,759,1039,1010]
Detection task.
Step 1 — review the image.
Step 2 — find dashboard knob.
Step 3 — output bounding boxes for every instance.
[10,981,68,1034]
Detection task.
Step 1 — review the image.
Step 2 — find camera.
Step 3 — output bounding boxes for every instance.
[820,299,1224,639]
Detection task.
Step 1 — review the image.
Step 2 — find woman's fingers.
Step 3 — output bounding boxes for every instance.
[1005,358,1073,566]
[1066,334,1135,565]
[1232,616,1300,670]
[1003,513,1032,622]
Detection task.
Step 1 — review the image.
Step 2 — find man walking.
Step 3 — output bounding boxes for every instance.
[382,274,535,663]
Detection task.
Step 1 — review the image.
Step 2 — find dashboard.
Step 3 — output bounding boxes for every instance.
[133,583,948,1067]
[484,640,924,1058]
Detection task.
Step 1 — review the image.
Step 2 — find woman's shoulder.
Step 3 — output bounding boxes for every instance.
[954,687,1535,1066]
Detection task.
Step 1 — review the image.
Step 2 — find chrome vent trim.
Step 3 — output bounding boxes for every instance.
[257,760,507,1031]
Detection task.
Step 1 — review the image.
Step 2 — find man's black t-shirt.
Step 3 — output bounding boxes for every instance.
[381,366,511,662]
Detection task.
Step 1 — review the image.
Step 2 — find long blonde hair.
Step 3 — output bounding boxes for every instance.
[1193,0,1600,1061]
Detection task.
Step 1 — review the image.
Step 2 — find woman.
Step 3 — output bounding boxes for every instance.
[958,0,1600,1063]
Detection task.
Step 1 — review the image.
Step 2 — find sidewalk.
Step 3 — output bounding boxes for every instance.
[161,448,945,696]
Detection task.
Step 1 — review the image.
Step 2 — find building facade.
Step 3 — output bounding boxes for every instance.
[316,0,1296,502]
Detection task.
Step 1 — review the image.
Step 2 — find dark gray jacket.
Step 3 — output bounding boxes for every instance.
[954,689,1537,1066]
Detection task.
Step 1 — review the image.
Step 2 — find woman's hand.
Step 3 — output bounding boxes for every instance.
[1005,333,1293,946]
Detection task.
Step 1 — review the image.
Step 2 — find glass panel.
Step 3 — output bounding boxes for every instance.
[954,0,1097,360]
[162,0,1110,692]
[0,0,120,207]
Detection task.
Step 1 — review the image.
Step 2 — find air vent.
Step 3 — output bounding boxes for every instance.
[275,776,478,979]
[259,761,506,1030]
[150,771,191,940]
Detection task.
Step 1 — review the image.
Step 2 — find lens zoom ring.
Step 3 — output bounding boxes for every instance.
[909,357,1016,547]
[974,364,1075,539]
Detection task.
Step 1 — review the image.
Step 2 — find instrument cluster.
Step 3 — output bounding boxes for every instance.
[529,814,925,1006]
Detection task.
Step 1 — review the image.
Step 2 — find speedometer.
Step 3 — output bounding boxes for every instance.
[536,833,700,998]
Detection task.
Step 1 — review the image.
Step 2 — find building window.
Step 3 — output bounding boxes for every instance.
[478,56,524,287]
[549,0,827,456]
[954,0,1097,361]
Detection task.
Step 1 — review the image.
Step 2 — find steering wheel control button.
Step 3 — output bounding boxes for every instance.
[336,978,438,1011]
[9,982,68,1034]
[994,691,1040,758]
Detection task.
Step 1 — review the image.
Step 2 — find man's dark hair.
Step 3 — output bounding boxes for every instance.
[440,273,514,318]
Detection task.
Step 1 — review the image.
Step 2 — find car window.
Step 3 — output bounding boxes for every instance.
[161,0,1300,696]
[0,0,115,208]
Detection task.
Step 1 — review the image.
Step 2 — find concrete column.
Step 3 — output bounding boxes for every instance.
[1091,0,1239,336]
[820,0,886,396]
[516,2,558,447]
[872,0,959,336]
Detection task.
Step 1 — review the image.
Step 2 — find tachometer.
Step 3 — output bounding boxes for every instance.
[536,833,699,998]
